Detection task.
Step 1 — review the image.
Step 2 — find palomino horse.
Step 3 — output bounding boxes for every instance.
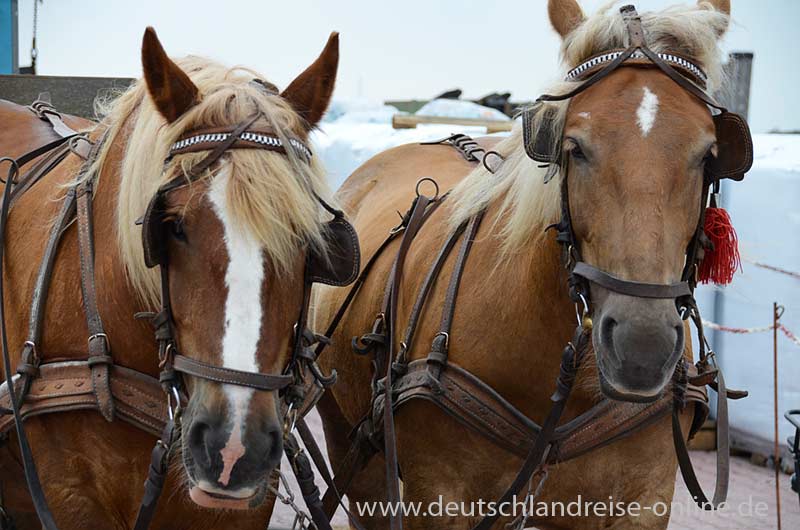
[315,1,748,528]
[0,28,348,529]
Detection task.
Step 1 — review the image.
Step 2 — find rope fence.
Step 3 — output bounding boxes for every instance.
[747,260,800,281]
[702,320,800,347]
[701,259,799,346]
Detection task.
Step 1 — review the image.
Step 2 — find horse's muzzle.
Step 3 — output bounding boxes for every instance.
[593,293,685,402]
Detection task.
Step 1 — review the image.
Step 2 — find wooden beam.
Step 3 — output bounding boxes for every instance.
[392,114,513,133]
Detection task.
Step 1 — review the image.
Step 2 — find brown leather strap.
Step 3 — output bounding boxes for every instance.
[673,368,730,509]
[426,213,484,380]
[0,101,93,530]
[397,221,469,362]
[572,261,692,299]
[386,358,692,463]
[133,419,176,530]
[315,195,448,360]
[75,179,115,421]
[469,326,589,530]
[7,143,72,209]
[171,354,293,390]
[0,361,171,438]
[180,114,260,182]
[169,125,311,160]
[28,98,85,141]
[320,420,378,521]
[381,195,432,529]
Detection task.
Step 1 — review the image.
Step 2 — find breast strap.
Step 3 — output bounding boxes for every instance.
[0,361,170,437]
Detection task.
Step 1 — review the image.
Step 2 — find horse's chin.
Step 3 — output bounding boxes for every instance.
[597,367,665,404]
[188,482,266,510]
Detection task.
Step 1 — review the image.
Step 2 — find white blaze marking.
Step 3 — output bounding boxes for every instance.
[636,86,659,136]
[208,166,265,480]
[577,111,591,119]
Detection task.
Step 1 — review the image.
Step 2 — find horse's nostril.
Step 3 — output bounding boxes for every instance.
[600,316,620,369]
[263,425,283,465]
[188,420,213,468]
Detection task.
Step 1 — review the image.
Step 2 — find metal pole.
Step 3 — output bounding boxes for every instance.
[773,302,782,530]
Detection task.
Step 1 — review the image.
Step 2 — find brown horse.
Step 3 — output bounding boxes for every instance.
[315,1,737,528]
[0,28,340,529]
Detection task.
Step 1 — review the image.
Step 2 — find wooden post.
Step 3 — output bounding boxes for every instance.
[718,52,754,118]
[709,52,754,395]
[773,302,782,530]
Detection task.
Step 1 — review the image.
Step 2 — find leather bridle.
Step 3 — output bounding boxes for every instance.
[138,114,299,397]
[0,97,358,530]
[528,4,747,317]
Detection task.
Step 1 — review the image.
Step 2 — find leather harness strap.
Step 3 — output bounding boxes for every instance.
[0,362,169,437]
[572,262,692,299]
[0,103,95,530]
[171,354,293,390]
[76,175,115,422]
[381,194,432,530]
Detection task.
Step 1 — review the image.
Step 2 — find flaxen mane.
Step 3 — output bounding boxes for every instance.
[85,56,334,306]
[449,1,729,255]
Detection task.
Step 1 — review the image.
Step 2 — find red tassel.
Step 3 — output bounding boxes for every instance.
[697,207,741,285]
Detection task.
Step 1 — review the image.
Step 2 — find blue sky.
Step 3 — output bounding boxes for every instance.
[16,0,799,133]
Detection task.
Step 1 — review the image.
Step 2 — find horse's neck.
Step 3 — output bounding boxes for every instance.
[85,137,158,375]
[449,205,599,420]
[22,130,156,375]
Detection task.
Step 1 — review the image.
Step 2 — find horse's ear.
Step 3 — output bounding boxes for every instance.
[548,0,585,38]
[141,27,199,123]
[281,32,339,130]
[700,0,730,36]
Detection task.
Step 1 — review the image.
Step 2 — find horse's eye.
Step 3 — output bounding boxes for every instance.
[566,139,587,162]
[701,143,718,167]
[169,219,188,243]
[702,146,716,163]
[571,145,586,161]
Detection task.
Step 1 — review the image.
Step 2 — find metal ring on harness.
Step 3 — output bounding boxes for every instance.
[415,177,440,200]
[482,150,504,174]
[166,385,181,421]
[574,293,589,327]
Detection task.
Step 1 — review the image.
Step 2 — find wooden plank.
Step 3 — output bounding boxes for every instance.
[688,419,717,451]
[392,114,513,133]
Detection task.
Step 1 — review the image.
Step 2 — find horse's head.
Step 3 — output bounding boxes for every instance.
[135,28,339,508]
[547,0,732,401]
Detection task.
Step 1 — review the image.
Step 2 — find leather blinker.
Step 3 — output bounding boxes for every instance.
[709,111,753,181]
[141,193,168,268]
[307,215,361,286]
[522,104,561,165]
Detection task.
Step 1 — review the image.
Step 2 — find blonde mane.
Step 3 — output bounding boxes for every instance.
[449,1,729,254]
[86,56,334,307]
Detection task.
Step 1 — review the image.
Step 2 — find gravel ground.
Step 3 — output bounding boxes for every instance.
[271,411,799,529]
